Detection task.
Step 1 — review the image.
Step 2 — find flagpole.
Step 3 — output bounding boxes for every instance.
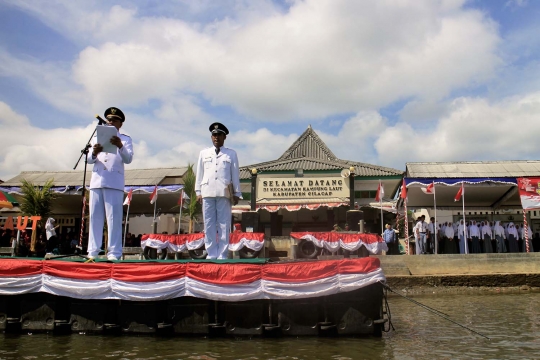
[523,209,530,253]
[153,197,157,234]
[434,184,437,254]
[462,182,468,254]
[404,199,409,255]
[178,189,184,234]
[123,202,130,247]
[379,181,384,236]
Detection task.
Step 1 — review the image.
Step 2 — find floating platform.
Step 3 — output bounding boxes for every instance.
[0,256,386,336]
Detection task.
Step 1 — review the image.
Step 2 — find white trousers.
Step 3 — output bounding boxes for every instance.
[415,234,426,255]
[88,188,123,258]
[202,197,232,259]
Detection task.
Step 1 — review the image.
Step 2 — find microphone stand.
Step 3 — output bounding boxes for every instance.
[67,115,105,260]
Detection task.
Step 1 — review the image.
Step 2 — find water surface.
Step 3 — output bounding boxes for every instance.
[2,292,539,359]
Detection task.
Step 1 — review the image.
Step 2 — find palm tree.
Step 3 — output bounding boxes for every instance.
[20,178,57,252]
[181,163,201,233]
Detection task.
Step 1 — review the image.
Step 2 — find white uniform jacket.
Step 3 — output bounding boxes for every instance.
[88,133,134,191]
[195,146,241,199]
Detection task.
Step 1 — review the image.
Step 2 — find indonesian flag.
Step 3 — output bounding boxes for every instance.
[421,182,435,195]
[178,189,190,208]
[454,184,464,202]
[400,178,407,199]
[149,185,158,204]
[123,188,133,206]
[375,181,384,202]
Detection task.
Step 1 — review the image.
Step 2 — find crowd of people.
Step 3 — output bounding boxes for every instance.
[412,215,537,254]
[0,227,82,257]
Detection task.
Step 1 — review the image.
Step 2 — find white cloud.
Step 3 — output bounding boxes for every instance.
[505,0,529,8]
[319,112,388,165]
[0,100,299,181]
[0,101,95,180]
[399,99,451,124]
[375,92,540,168]
[231,127,299,165]
[0,51,88,116]
[4,0,538,183]
[6,0,502,121]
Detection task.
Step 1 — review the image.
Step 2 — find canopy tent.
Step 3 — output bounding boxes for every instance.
[402,177,520,210]
[401,161,540,210]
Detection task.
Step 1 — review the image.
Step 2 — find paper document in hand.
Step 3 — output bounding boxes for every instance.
[96,125,119,154]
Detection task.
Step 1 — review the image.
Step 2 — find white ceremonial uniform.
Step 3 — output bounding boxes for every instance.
[414,220,428,254]
[195,145,241,259]
[87,132,133,259]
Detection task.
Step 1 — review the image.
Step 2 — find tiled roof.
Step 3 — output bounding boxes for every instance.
[2,167,187,187]
[278,125,338,161]
[406,161,540,178]
[240,126,403,179]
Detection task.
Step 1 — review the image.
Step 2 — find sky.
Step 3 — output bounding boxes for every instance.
[1,0,539,181]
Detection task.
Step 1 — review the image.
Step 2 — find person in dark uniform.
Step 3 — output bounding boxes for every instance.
[195,122,241,260]
[87,107,134,261]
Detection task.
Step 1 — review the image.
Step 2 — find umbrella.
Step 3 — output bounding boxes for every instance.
[0,190,19,209]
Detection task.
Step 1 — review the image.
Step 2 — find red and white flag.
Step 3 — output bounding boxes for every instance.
[177,189,190,208]
[149,185,158,204]
[421,182,435,195]
[454,184,464,202]
[400,178,407,200]
[375,181,384,202]
[123,188,133,206]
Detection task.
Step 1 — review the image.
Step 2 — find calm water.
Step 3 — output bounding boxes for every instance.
[2,292,540,359]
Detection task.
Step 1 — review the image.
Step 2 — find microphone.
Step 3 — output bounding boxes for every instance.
[95,114,106,125]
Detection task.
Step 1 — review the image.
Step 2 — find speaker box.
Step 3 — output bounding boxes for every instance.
[241,211,259,232]
[346,210,364,232]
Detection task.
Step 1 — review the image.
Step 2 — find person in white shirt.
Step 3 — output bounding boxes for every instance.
[507,223,519,253]
[457,219,468,254]
[493,221,507,253]
[195,122,242,260]
[87,107,134,261]
[469,220,481,253]
[443,222,455,254]
[45,217,59,254]
[414,215,428,255]
[481,221,493,253]
[427,217,436,254]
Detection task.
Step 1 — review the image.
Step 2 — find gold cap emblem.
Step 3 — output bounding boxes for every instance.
[111,108,117,114]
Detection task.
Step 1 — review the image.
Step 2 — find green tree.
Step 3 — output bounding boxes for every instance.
[181,163,201,233]
[20,178,57,252]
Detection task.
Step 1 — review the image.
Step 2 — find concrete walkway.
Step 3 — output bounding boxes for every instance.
[375,253,540,276]
[376,253,540,290]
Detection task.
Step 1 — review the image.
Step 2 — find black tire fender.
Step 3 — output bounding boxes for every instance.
[239,247,261,259]
[297,239,320,259]
[188,247,208,259]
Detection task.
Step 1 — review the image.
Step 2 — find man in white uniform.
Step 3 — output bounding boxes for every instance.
[414,215,428,255]
[195,122,241,260]
[87,107,134,260]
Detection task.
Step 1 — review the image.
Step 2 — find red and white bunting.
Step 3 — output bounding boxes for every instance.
[0,257,385,302]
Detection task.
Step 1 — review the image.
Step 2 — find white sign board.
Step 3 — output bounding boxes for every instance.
[257,176,350,200]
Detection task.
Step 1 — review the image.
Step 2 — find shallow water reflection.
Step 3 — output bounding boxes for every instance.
[2,292,540,359]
